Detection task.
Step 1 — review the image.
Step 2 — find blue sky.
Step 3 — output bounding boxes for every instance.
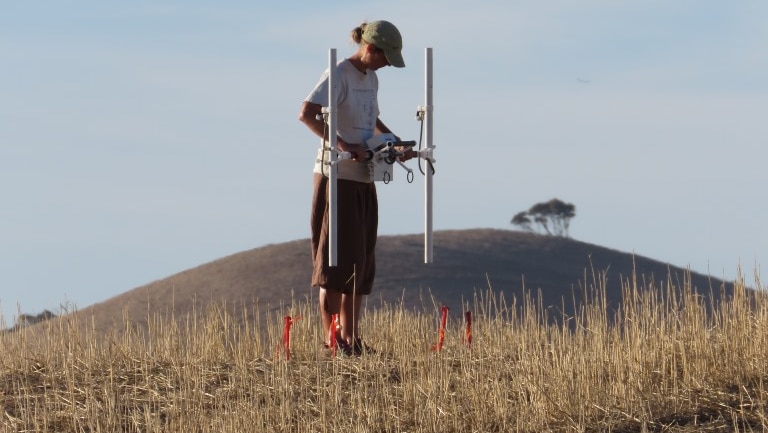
[2,1,767,323]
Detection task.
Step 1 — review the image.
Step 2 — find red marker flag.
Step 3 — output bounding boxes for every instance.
[464,311,472,349]
[328,314,339,356]
[431,306,449,352]
[282,315,301,360]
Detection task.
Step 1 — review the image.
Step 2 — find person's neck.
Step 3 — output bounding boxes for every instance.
[347,56,367,74]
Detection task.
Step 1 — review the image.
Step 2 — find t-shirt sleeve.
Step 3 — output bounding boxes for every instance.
[305,69,329,106]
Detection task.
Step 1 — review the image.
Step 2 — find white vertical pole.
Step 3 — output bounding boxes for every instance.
[424,48,434,264]
[328,49,338,267]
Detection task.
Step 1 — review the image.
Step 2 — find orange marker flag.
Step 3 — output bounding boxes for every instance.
[328,314,339,356]
[431,306,449,352]
[464,311,472,349]
[282,315,302,360]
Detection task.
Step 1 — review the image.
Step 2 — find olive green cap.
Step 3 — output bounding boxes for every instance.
[362,20,405,68]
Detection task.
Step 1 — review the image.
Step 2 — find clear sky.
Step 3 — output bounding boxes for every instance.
[2,1,767,324]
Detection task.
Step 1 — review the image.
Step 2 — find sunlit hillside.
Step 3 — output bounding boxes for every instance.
[49,229,730,335]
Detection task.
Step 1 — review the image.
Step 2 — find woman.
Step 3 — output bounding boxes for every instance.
[298,20,408,355]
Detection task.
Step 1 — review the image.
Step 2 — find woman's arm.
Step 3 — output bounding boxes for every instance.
[298,101,367,159]
[375,118,396,137]
[375,117,415,161]
[298,101,326,139]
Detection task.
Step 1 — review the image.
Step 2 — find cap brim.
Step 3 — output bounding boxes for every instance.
[385,50,405,68]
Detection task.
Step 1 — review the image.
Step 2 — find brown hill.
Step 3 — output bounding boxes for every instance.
[71,229,730,333]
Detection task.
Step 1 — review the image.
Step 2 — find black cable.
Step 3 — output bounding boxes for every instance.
[417,113,435,176]
[321,114,328,173]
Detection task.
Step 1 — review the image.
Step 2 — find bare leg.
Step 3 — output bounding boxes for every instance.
[339,292,364,343]
[319,287,342,346]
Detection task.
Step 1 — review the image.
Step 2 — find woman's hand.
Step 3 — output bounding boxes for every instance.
[339,141,370,161]
[396,146,417,162]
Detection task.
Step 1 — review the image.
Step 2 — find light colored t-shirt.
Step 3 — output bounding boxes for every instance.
[305,59,379,183]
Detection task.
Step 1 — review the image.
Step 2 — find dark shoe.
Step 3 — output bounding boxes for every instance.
[335,334,354,356]
[352,338,376,356]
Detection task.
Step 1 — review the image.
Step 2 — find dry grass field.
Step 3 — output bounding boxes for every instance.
[2,267,767,432]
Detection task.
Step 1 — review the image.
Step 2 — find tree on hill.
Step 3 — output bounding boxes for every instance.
[3,310,57,333]
[511,198,576,237]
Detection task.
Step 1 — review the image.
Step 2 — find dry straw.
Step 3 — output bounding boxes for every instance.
[2,268,768,432]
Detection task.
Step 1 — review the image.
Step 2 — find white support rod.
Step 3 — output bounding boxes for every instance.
[328,48,338,267]
[424,48,434,264]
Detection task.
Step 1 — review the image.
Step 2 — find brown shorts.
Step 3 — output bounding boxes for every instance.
[310,174,378,295]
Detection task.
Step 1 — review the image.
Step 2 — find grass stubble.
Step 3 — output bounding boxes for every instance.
[2,269,768,433]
